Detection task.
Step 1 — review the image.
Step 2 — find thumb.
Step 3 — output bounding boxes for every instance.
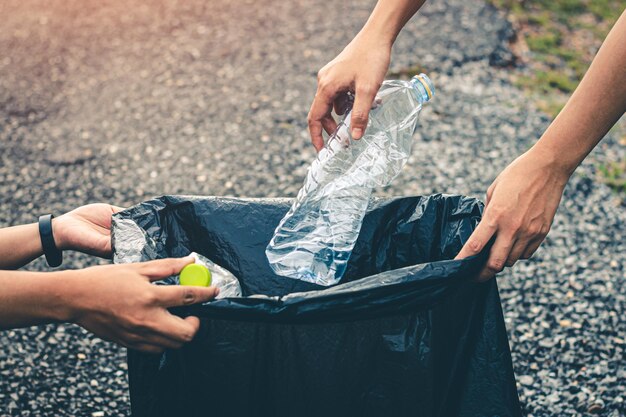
[350,83,378,140]
[136,256,195,281]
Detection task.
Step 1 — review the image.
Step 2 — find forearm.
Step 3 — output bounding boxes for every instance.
[358,0,427,46]
[534,10,626,175]
[0,270,75,329]
[0,223,44,269]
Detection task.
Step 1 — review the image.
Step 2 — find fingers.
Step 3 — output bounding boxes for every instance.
[350,83,378,140]
[129,332,193,354]
[126,333,186,353]
[183,316,202,333]
[122,315,204,353]
[455,211,513,282]
[154,285,220,308]
[92,320,190,354]
[480,230,546,281]
[455,217,497,260]
[321,116,338,137]
[129,343,166,354]
[486,183,495,207]
[522,237,545,260]
[477,233,515,282]
[505,239,528,267]
[507,223,550,266]
[130,335,183,352]
[308,85,336,152]
[136,257,195,281]
[459,217,550,281]
[147,312,202,344]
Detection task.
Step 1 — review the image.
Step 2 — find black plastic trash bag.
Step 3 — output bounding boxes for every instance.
[111,194,521,417]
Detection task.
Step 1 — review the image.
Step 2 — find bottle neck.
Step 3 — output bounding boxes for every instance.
[411,74,435,103]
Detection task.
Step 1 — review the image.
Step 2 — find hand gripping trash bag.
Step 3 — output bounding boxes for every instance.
[111,194,521,417]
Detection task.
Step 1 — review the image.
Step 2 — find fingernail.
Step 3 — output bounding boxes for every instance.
[214,287,220,296]
[351,128,362,139]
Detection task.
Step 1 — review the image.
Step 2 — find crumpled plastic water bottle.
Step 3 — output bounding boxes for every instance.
[266,74,435,286]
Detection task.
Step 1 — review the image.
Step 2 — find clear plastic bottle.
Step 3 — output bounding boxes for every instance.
[266,74,435,286]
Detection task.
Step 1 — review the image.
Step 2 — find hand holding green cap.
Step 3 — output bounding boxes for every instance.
[180,263,212,287]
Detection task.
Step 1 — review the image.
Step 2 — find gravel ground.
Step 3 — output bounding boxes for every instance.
[0,0,624,416]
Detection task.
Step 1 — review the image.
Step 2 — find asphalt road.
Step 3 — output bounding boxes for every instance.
[0,0,624,415]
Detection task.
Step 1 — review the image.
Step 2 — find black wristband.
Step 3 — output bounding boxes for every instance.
[39,214,63,268]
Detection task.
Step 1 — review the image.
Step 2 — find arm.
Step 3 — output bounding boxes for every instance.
[358,0,427,45]
[308,0,427,150]
[0,204,219,353]
[535,12,626,173]
[0,203,122,269]
[0,258,219,353]
[456,10,626,280]
[0,270,72,327]
[0,223,44,269]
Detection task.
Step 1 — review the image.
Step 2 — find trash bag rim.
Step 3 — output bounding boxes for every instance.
[112,194,489,323]
[166,251,489,323]
[111,193,477,214]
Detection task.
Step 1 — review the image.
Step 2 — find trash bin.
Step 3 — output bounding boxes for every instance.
[111,194,521,417]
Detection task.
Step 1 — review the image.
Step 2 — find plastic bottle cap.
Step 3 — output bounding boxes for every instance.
[179,263,212,287]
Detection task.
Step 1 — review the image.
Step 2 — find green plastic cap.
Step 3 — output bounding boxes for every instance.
[179,263,212,287]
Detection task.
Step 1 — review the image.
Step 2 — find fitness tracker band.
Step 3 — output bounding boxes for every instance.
[38,214,63,267]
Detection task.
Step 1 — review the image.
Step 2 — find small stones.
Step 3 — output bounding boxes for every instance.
[519,375,534,386]
[587,402,604,414]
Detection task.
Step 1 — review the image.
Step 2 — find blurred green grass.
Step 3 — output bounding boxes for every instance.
[598,161,626,194]
[491,0,625,114]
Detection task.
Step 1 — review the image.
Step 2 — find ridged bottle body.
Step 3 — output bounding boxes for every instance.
[266,75,434,286]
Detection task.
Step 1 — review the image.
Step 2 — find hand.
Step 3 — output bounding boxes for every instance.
[308,33,391,151]
[64,257,219,353]
[53,203,124,258]
[455,148,570,281]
